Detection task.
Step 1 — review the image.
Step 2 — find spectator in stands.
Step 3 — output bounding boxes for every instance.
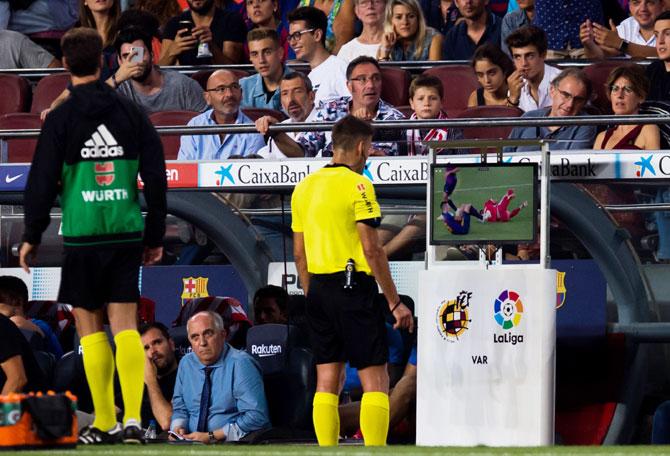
[338,0,386,63]
[594,65,659,149]
[442,0,502,60]
[140,322,180,433]
[0,276,63,360]
[580,0,664,59]
[298,56,405,157]
[0,313,48,394]
[132,0,182,32]
[505,68,597,152]
[240,29,292,110]
[425,0,460,36]
[378,0,441,61]
[113,27,207,114]
[255,72,317,158]
[252,285,289,325]
[505,25,560,112]
[468,42,514,107]
[245,0,291,61]
[297,0,356,54]
[533,0,603,59]
[170,311,270,443]
[0,29,60,69]
[160,0,246,65]
[77,0,122,79]
[646,11,670,101]
[288,6,350,105]
[178,70,266,160]
[117,8,163,65]
[500,0,533,55]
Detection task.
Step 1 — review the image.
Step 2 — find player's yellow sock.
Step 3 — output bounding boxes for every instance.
[80,331,116,431]
[313,392,339,446]
[114,329,145,426]
[360,391,389,446]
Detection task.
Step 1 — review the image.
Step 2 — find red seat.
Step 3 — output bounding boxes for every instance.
[0,75,31,115]
[455,105,523,140]
[191,69,250,90]
[241,107,287,122]
[0,113,42,163]
[148,110,199,160]
[30,72,71,114]
[584,60,622,115]
[380,66,411,107]
[423,65,480,114]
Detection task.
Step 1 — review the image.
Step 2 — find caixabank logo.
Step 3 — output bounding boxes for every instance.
[435,290,472,342]
[493,289,524,345]
[634,155,656,177]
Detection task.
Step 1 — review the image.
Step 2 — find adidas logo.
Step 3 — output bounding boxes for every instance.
[80,124,125,159]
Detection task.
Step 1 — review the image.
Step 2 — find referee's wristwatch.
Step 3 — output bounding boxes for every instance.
[208,431,217,444]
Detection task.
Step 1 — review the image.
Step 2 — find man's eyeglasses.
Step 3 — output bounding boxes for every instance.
[349,74,382,84]
[609,84,635,95]
[556,88,587,104]
[206,83,240,94]
[288,28,315,42]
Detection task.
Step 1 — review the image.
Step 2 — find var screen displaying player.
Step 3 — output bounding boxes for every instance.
[430,163,537,245]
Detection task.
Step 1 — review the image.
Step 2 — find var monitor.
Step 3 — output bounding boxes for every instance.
[430,163,538,245]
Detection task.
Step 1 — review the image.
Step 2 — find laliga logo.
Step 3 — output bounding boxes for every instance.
[215,164,235,185]
[493,289,523,330]
[634,155,655,177]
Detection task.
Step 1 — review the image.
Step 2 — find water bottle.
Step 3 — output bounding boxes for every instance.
[343,258,356,290]
[4,394,21,425]
[144,420,157,440]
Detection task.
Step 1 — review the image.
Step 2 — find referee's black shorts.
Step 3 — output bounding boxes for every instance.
[306,271,388,369]
[58,245,143,310]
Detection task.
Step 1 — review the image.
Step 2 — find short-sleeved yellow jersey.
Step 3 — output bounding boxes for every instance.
[291,164,381,274]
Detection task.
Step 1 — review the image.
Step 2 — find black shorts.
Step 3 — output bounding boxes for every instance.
[306,272,388,369]
[58,245,143,310]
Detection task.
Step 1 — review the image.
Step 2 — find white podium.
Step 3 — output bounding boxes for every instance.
[416,266,556,446]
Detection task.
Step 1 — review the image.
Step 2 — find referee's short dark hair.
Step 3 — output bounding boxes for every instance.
[332,115,373,152]
[61,27,103,77]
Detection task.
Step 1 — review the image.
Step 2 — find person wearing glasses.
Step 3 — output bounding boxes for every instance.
[296,56,405,157]
[594,65,660,150]
[337,0,386,63]
[505,68,597,152]
[288,6,350,105]
[178,70,266,160]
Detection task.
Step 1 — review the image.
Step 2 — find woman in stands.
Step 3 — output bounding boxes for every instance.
[594,65,659,150]
[78,0,121,75]
[468,43,514,107]
[245,0,291,60]
[377,0,441,61]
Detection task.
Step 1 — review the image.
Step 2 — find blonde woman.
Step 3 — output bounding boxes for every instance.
[377,0,441,61]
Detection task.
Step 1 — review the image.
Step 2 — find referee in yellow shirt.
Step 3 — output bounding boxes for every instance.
[291,115,414,447]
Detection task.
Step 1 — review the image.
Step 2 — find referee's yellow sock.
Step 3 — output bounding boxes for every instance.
[80,331,116,432]
[313,392,340,446]
[360,391,390,446]
[114,329,145,426]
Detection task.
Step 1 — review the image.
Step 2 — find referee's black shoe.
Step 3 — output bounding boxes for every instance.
[122,420,145,444]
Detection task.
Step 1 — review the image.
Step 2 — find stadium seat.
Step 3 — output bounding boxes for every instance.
[455,105,523,141]
[0,74,31,115]
[148,110,198,160]
[0,113,41,163]
[244,324,316,442]
[380,66,411,107]
[241,107,287,122]
[191,69,250,90]
[584,60,621,115]
[30,72,71,114]
[423,65,479,115]
[172,296,252,349]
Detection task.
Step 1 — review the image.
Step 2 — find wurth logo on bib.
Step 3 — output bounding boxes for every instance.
[80,124,124,159]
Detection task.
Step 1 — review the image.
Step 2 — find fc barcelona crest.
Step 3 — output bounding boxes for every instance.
[181,276,209,303]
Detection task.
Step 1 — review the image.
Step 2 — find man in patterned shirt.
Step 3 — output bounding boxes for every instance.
[297,56,405,157]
